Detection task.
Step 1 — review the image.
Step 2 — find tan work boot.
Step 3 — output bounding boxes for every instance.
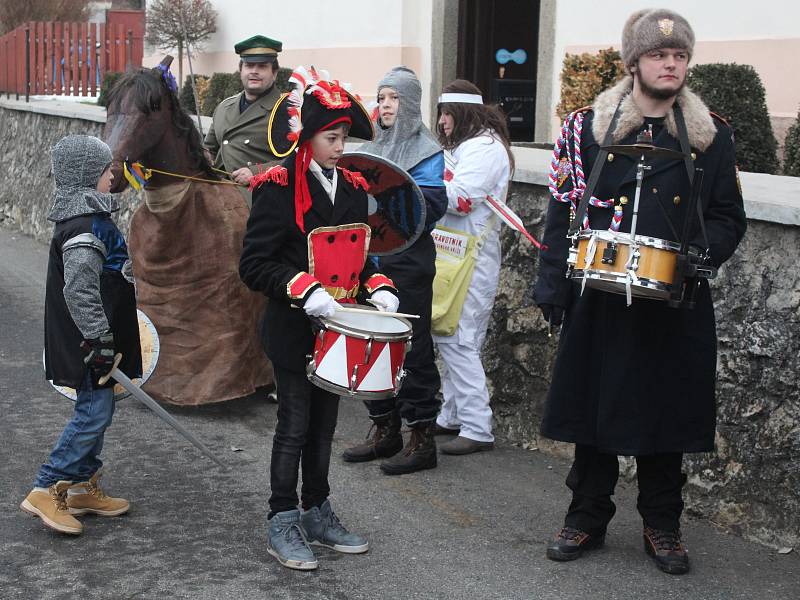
[20,481,83,535]
[67,471,130,517]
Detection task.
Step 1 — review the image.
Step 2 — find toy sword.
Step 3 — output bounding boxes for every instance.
[99,355,227,469]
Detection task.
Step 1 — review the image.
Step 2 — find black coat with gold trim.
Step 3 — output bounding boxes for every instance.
[239,156,395,373]
[534,77,747,455]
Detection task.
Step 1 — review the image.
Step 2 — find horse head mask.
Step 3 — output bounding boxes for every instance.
[103,56,214,192]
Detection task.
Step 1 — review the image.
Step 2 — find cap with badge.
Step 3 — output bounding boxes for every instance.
[235,35,282,64]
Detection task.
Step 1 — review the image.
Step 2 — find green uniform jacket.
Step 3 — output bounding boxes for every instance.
[204,86,283,204]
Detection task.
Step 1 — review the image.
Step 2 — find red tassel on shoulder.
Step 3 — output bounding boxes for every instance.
[249,165,289,190]
[339,168,369,192]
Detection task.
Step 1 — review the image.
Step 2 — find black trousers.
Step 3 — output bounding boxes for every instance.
[366,237,441,425]
[564,444,687,536]
[268,366,339,518]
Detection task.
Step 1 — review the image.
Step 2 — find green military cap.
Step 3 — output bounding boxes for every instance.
[235,35,283,63]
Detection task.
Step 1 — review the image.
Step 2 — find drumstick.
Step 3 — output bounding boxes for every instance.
[336,306,420,320]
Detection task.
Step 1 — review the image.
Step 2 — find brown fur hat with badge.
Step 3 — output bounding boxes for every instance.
[621,8,695,73]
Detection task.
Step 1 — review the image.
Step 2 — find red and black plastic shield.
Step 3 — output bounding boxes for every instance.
[337,151,426,256]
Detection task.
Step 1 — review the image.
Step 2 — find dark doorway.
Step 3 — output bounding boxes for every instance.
[457,0,540,141]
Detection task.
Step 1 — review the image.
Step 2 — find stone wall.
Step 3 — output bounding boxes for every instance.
[489,183,800,550]
[1,102,798,549]
[0,107,142,242]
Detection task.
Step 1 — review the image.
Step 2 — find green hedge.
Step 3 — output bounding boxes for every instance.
[275,67,292,93]
[200,72,242,116]
[199,67,294,116]
[179,74,210,114]
[556,48,626,121]
[783,110,800,176]
[687,63,778,174]
[97,71,123,107]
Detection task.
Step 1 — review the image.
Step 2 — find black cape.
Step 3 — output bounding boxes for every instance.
[534,110,746,455]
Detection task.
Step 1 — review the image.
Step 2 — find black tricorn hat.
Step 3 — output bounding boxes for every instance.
[267,66,373,154]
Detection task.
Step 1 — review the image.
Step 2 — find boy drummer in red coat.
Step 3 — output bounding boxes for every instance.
[239,67,399,571]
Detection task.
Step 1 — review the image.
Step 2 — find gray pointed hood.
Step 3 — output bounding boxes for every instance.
[358,66,441,171]
[47,134,119,222]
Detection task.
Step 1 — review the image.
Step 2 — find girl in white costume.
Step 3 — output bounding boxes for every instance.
[433,80,513,454]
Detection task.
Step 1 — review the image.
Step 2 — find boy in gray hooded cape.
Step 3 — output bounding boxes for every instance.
[20,134,141,536]
[343,66,447,474]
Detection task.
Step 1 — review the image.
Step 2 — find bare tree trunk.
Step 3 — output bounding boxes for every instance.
[177,39,184,88]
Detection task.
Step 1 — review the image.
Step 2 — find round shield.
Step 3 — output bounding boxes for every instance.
[338,152,426,256]
[45,309,160,402]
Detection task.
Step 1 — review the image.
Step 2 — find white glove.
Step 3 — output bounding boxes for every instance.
[303,288,339,318]
[370,290,399,313]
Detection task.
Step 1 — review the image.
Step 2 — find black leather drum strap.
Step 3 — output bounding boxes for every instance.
[568,101,624,236]
[673,103,710,250]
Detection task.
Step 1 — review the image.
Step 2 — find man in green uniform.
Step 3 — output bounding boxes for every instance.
[204,35,285,202]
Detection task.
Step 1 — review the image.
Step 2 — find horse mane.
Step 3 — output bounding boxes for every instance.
[107,68,218,179]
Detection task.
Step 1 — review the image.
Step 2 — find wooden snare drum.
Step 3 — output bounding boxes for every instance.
[569,230,680,300]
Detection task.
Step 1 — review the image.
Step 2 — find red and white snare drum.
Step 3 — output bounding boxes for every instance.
[306,309,412,400]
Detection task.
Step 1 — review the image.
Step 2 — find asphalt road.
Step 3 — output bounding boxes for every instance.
[0,225,797,599]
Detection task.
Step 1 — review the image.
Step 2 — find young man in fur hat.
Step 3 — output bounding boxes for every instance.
[342,66,447,475]
[239,67,399,571]
[534,9,746,574]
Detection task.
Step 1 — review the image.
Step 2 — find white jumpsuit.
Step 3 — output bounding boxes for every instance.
[433,132,510,442]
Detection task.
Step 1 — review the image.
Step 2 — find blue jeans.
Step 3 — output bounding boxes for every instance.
[34,370,115,488]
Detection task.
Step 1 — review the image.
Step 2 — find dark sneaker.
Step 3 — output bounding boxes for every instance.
[300,499,369,554]
[433,424,460,436]
[380,421,437,475]
[643,526,690,574]
[267,509,318,570]
[342,412,402,463]
[546,527,605,561]
[439,435,494,455]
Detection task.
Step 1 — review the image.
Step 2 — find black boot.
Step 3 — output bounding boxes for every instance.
[379,421,437,475]
[342,412,402,463]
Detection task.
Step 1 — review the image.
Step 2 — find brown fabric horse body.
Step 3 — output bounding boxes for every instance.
[103,59,273,405]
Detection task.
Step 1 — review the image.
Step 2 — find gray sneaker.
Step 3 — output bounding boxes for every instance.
[300,500,369,554]
[267,509,318,570]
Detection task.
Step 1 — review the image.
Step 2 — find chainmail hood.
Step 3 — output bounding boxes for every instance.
[358,66,441,171]
[47,134,118,222]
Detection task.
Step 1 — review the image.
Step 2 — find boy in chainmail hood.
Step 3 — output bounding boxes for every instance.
[343,66,448,474]
[20,134,142,535]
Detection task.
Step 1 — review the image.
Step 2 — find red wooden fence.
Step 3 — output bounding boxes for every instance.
[0,18,142,99]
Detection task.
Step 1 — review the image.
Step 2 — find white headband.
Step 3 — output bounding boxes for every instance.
[438,92,483,105]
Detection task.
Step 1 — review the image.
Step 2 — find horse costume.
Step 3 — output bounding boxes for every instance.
[103,59,272,405]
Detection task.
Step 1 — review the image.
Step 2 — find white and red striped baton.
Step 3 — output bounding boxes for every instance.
[484,195,548,251]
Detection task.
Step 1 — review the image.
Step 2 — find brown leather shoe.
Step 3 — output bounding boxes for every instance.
[67,471,130,517]
[342,412,402,463]
[380,421,437,475]
[546,527,605,561]
[20,481,83,535]
[433,424,460,436]
[439,435,494,455]
[643,526,690,574]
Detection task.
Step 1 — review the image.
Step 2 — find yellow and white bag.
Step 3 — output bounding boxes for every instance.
[430,217,494,337]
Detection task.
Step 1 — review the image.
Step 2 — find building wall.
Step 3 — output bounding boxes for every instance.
[546,0,800,137]
[140,1,800,141]
[142,0,434,110]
